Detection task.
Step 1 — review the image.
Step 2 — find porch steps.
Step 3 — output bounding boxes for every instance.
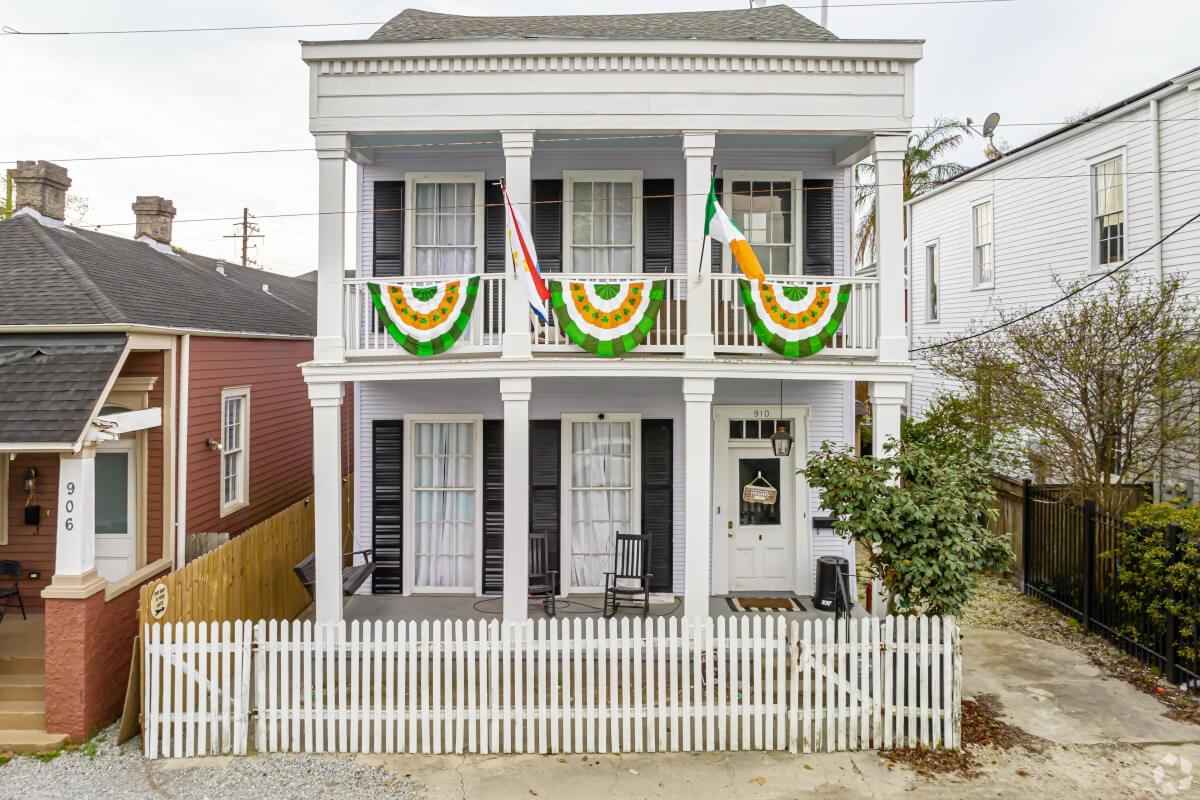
[0,730,68,755]
[0,656,43,676]
[0,674,45,702]
[0,652,68,755]
[0,701,45,731]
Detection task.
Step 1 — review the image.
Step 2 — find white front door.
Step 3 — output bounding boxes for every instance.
[94,440,137,583]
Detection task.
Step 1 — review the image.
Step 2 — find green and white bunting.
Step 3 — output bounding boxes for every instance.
[548,278,666,357]
[738,279,852,358]
[368,277,480,357]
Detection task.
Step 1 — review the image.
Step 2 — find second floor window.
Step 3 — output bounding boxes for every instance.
[565,171,640,273]
[972,201,993,287]
[221,387,250,514]
[727,175,798,275]
[925,243,939,322]
[1093,156,1124,267]
[411,175,481,276]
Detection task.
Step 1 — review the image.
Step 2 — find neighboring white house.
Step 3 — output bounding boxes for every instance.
[909,66,1200,432]
[299,5,920,623]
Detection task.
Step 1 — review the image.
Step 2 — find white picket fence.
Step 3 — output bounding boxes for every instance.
[142,614,961,759]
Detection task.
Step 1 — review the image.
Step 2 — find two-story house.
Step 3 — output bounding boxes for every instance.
[298,5,919,624]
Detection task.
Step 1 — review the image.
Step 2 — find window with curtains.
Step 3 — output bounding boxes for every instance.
[412,421,477,590]
[220,387,249,515]
[726,174,799,275]
[565,172,640,273]
[1092,155,1124,267]
[568,418,636,589]
[409,174,483,276]
[926,243,940,322]
[972,201,994,287]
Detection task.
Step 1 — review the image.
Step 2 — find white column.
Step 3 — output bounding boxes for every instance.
[500,377,532,622]
[44,446,106,598]
[315,133,349,363]
[870,380,906,460]
[683,377,715,619]
[501,130,535,359]
[310,381,345,623]
[872,135,909,363]
[683,131,716,360]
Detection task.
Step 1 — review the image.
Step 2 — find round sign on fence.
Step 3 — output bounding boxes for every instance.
[149,583,169,620]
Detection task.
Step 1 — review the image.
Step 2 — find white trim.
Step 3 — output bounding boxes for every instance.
[94,437,138,583]
[403,171,487,277]
[711,404,811,597]
[219,386,251,517]
[403,414,484,595]
[559,412,642,595]
[0,458,8,546]
[562,170,644,273]
[176,334,190,569]
[924,240,940,323]
[970,198,994,290]
[720,169,805,276]
[1086,147,1128,273]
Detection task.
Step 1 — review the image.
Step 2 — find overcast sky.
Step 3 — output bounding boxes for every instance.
[2,0,1197,275]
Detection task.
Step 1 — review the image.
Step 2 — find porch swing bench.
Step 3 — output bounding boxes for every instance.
[294,549,376,599]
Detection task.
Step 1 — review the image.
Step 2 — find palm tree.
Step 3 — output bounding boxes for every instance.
[854,117,973,266]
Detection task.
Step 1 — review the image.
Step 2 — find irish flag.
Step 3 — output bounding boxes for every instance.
[704,178,765,283]
[503,185,550,322]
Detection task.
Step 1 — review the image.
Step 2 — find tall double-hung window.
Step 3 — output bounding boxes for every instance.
[220,387,250,515]
[565,172,641,273]
[408,173,484,276]
[725,173,801,275]
[411,420,479,591]
[566,417,638,590]
[972,201,994,287]
[925,243,940,322]
[1092,156,1125,267]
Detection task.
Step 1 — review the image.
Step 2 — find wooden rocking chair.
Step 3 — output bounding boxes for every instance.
[602,532,652,618]
[528,531,558,617]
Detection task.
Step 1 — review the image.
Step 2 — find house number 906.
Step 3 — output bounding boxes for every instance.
[63,481,75,531]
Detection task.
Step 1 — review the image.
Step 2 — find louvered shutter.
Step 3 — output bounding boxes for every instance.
[529,420,562,592]
[483,181,505,334]
[803,179,835,276]
[642,179,674,273]
[373,181,405,277]
[710,178,724,272]
[371,420,404,593]
[641,419,673,593]
[482,420,505,595]
[532,180,563,273]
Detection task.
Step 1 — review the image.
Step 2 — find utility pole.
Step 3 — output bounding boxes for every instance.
[223,207,264,267]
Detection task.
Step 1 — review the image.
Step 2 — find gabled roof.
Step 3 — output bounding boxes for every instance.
[370,5,835,43]
[0,214,316,337]
[0,334,126,445]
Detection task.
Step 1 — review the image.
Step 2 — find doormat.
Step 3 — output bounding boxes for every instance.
[726,596,806,613]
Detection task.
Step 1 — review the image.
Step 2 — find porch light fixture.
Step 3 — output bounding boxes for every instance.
[769,380,793,458]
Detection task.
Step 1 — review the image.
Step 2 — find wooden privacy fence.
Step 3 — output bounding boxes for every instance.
[142,614,961,759]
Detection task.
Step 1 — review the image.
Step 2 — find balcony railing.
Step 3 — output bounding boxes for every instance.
[344,272,879,360]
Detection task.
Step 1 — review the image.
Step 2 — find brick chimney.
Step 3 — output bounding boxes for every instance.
[8,160,71,221]
[132,196,176,245]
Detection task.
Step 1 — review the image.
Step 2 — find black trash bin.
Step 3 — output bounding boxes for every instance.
[814,555,853,613]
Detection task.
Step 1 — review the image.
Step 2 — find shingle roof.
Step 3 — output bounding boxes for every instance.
[0,214,316,337]
[0,334,126,444]
[370,5,835,43]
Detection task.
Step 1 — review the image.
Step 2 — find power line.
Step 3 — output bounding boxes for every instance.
[910,209,1200,354]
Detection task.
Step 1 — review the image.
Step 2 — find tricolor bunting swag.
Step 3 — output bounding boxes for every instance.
[548,278,666,357]
[705,177,766,283]
[738,280,852,358]
[368,277,480,357]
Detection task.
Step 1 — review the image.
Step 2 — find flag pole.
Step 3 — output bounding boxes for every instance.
[696,162,717,277]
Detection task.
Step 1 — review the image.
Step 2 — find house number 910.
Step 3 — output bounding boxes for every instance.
[752,410,772,418]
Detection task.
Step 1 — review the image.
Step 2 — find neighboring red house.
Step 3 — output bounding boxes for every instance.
[0,160,350,748]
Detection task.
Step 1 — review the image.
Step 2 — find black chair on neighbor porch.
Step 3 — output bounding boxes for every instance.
[0,560,26,624]
[529,531,558,617]
[602,533,652,618]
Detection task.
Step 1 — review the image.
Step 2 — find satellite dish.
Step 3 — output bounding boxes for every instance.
[982,112,1001,138]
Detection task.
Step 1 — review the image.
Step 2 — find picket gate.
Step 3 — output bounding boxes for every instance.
[143,614,960,758]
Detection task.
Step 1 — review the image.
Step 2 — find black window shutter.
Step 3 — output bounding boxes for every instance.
[373,181,405,277]
[710,178,724,272]
[803,179,835,276]
[532,179,563,273]
[529,419,562,593]
[482,420,505,595]
[642,179,674,273]
[371,420,404,594]
[641,419,673,593]
[484,181,505,274]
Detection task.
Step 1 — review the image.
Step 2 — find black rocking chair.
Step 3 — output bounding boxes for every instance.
[0,560,26,624]
[529,531,558,617]
[602,533,652,618]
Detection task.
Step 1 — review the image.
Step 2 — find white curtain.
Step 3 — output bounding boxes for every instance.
[413,422,475,588]
[414,182,477,276]
[570,421,633,588]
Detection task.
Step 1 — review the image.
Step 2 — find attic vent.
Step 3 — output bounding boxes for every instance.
[216,265,226,276]
[262,283,270,293]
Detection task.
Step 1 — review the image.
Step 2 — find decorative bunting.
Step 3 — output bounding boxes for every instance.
[368,277,480,357]
[737,279,852,358]
[548,278,666,357]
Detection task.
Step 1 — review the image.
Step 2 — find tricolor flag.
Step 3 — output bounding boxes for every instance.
[704,178,766,283]
[503,185,550,323]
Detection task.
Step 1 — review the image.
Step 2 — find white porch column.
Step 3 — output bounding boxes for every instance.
[872,134,909,363]
[870,380,906,459]
[683,377,715,619]
[500,377,532,621]
[315,133,349,363]
[310,381,345,623]
[683,131,716,360]
[501,130,535,359]
[43,445,105,598]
